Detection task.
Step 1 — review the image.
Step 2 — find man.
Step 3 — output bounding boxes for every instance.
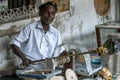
[10,1,66,66]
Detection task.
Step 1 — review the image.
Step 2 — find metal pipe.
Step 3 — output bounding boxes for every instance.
[32,49,96,63]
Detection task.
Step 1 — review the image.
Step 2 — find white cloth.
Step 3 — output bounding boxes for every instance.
[10,20,64,60]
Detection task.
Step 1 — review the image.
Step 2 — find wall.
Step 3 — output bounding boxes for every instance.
[0,0,116,71]
[55,0,116,50]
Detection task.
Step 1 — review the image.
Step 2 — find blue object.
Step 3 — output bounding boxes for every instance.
[17,70,62,79]
[91,59,101,64]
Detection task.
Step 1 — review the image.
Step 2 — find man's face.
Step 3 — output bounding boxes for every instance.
[40,5,56,25]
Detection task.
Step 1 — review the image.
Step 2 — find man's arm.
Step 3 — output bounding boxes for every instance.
[10,44,32,66]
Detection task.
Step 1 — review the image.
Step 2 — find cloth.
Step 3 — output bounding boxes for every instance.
[10,20,64,61]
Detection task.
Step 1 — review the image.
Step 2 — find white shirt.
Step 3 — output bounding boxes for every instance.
[10,20,64,60]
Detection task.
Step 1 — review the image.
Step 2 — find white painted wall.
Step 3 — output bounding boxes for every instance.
[0,0,116,70]
[55,0,116,50]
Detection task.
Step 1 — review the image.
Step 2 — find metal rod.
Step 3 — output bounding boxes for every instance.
[32,50,96,63]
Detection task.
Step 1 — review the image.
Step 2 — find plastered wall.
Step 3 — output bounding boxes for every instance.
[0,0,116,71]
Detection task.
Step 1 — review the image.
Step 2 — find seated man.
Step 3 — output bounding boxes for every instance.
[10,1,67,66]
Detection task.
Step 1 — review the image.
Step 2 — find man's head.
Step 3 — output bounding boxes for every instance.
[39,2,57,25]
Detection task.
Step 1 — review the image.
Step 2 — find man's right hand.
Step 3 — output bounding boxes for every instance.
[22,58,33,66]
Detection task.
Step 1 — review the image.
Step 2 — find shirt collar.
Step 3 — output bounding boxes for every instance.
[36,20,54,33]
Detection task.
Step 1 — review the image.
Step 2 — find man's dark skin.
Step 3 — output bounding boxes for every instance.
[10,3,67,66]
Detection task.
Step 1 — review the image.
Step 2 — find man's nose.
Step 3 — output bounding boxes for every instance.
[48,13,54,17]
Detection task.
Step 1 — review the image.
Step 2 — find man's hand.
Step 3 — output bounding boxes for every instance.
[22,58,33,66]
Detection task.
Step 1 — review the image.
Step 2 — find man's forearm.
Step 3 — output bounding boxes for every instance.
[10,44,26,61]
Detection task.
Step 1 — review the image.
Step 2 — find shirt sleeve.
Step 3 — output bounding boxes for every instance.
[10,25,30,47]
[53,31,65,57]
